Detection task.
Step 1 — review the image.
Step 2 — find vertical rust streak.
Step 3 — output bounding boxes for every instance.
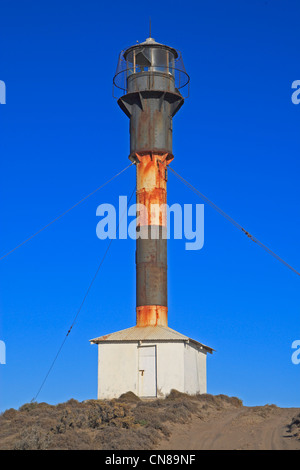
[135,152,169,327]
[136,306,168,327]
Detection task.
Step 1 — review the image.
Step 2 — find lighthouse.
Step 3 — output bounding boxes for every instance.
[90,36,213,399]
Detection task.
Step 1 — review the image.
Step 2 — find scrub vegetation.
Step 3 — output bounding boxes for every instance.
[0,391,242,450]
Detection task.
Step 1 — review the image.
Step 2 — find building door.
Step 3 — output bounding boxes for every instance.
[138,345,157,397]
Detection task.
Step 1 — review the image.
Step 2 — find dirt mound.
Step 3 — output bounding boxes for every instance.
[167,389,241,402]
[0,393,204,450]
[116,392,141,403]
[1,393,298,450]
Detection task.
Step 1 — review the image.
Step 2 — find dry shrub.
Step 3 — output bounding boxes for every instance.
[287,413,300,439]
[132,395,199,436]
[132,403,170,437]
[116,392,141,403]
[166,389,191,401]
[166,390,242,408]
[194,393,243,409]
[53,409,87,433]
[18,402,39,413]
[13,426,52,450]
[93,426,158,450]
[86,402,134,429]
[52,401,133,433]
[252,404,278,418]
[1,408,18,420]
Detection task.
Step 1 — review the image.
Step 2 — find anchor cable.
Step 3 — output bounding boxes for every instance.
[0,163,134,262]
[31,185,136,403]
[169,166,300,277]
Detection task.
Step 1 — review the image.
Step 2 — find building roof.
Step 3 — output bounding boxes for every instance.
[90,325,214,354]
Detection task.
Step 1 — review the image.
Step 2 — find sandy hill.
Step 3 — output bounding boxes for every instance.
[1,391,300,450]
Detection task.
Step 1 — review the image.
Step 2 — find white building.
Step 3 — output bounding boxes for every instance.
[90,325,213,399]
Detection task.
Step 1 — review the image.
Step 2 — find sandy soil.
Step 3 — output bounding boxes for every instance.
[156,405,300,450]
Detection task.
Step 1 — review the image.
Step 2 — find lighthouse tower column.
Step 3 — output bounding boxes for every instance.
[90,36,213,400]
[117,36,184,328]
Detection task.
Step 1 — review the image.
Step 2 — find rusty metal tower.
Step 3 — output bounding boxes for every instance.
[113,36,190,328]
[90,36,211,400]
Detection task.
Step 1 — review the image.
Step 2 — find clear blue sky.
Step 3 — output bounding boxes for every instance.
[1,0,300,412]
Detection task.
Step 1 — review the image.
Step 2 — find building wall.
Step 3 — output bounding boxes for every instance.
[184,342,207,394]
[97,340,207,399]
[97,342,138,399]
[155,342,185,397]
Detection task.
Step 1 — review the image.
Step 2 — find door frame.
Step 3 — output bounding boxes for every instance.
[137,344,157,398]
